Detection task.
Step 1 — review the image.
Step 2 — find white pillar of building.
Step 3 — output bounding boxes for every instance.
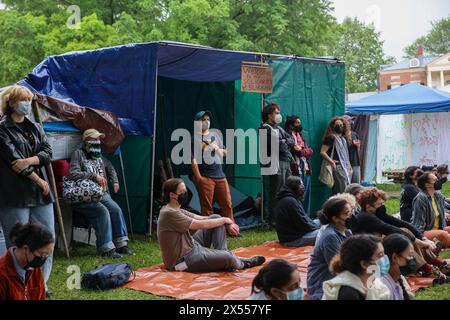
[440,70,445,88]
[427,71,432,87]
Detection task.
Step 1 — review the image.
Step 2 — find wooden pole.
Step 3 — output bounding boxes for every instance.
[32,102,70,258]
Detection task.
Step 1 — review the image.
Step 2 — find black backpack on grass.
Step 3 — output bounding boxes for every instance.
[82,263,134,291]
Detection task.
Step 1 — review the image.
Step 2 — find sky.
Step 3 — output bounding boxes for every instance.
[331,0,450,61]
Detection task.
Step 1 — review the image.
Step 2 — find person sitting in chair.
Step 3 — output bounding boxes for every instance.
[157,178,265,272]
[69,129,132,258]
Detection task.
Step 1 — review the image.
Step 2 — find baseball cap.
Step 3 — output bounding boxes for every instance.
[194,110,212,121]
[82,128,105,141]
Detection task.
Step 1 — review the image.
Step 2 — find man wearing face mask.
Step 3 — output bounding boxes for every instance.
[260,103,295,226]
[190,110,240,237]
[274,176,320,247]
[69,129,132,258]
[0,85,55,297]
[0,222,54,300]
[413,173,450,248]
[435,164,450,223]
[158,178,265,272]
[351,188,436,249]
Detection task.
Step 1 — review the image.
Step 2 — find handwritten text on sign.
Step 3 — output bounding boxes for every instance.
[241,65,273,93]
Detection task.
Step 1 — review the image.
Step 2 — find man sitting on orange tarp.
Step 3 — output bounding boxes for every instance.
[157,178,265,273]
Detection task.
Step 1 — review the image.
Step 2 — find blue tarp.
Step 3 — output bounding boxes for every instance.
[346,83,450,115]
[18,42,260,136]
[43,121,80,133]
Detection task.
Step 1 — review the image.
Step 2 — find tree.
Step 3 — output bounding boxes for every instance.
[1,0,381,88]
[326,17,389,93]
[231,0,336,56]
[404,17,450,57]
[0,10,45,87]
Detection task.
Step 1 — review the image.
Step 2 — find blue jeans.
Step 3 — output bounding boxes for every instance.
[283,219,321,247]
[302,174,312,215]
[72,193,128,253]
[0,203,55,288]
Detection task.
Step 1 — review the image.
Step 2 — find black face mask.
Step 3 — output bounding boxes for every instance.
[176,191,190,207]
[399,258,417,276]
[25,250,47,269]
[344,216,354,229]
[375,205,387,216]
[334,125,344,134]
[435,177,448,191]
[435,180,443,191]
[296,125,303,133]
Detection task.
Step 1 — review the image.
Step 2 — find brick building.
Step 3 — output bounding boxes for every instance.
[378,47,450,92]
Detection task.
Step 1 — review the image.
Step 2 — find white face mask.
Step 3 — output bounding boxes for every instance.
[202,120,210,131]
[15,101,32,116]
[274,114,282,124]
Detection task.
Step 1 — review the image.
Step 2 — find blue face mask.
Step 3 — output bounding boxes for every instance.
[376,255,390,277]
[286,288,304,300]
[15,101,31,116]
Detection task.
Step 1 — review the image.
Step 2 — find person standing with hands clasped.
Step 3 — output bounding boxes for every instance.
[191,110,240,237]
[0,85,55,297]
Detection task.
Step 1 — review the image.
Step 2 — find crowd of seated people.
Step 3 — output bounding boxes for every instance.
[2,89,450,302]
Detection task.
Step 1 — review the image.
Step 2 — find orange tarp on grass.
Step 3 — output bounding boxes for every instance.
[123,241,435,300]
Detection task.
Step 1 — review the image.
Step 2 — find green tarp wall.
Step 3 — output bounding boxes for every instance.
[234,59,345,216]
[106,59,344,232]
[105,136,152,233]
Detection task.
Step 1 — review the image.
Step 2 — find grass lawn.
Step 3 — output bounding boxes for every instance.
[48,183,450,300]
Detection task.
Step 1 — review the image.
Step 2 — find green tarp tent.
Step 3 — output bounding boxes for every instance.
[107,58,344,233]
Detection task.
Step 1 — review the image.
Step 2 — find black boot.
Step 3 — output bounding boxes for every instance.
[241,256,266,269]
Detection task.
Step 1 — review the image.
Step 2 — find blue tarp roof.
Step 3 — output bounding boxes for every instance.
[18,41,262,136]
[346,83,450,115]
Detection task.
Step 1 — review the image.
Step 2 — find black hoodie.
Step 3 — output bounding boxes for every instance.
[275,185,319,243]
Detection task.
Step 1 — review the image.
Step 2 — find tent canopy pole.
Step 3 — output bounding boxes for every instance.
[148,63,159,236]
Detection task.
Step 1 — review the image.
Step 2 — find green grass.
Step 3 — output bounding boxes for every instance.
[48,183,450,300]
[49,228,278,300]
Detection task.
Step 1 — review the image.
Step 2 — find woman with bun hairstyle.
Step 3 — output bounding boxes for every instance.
[248,259,304,300]
[0,222,54,300]
[322,234,390,300]
[307,197,353,300]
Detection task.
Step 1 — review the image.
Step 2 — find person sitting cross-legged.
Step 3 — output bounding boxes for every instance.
[157,178,265,272]
[275,176,320,247]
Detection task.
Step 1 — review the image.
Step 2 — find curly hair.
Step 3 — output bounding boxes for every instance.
[323,116,351,143]
[329,193,357,209]
[359,187,388,211]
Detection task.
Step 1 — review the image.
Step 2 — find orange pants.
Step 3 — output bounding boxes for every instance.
[424,227,450,248]
[194,177,233,220]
